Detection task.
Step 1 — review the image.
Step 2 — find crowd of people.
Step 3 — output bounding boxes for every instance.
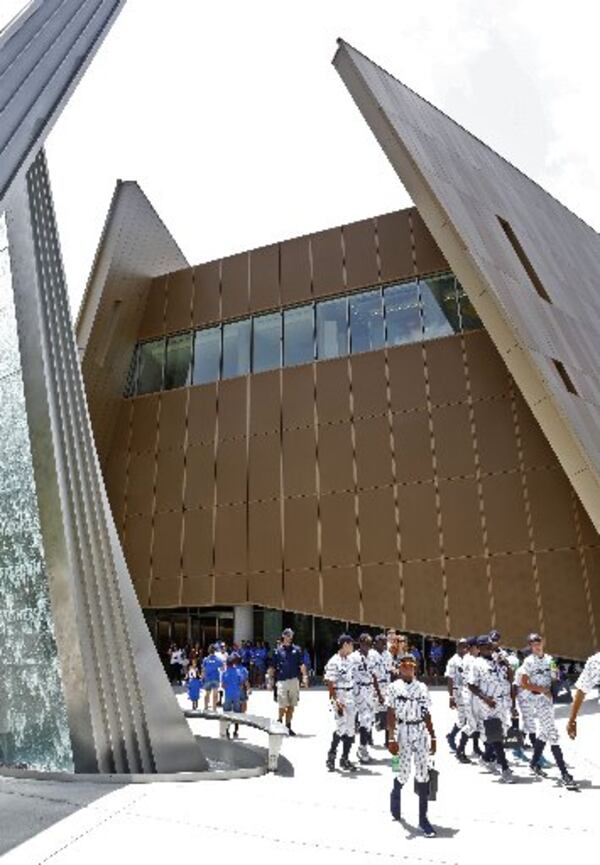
[166,632,312,735]
[322,627,600,838]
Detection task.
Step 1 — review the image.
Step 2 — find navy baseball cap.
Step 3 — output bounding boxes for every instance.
[398,652,417,664]
[466,636,478,647]
[337,634,353,647]
[477,635,492,646]
[527,632,542,643]
[489,630,501,642]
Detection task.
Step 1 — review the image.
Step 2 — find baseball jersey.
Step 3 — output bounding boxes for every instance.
[575,652,600,695]
[350,649,380,688]
[324,653,355,691]
[467,656,505,699]
[386,678,431,722]
[445,653,465,689]
[521,653,555,689]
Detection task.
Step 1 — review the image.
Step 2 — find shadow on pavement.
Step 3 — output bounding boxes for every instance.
[0,778,122,858]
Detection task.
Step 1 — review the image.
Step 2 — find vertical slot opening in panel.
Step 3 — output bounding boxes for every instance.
[497,216,552,303]
[553,359,578,395]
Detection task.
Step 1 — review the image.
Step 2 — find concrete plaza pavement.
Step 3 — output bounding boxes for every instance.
[1,686,598,863]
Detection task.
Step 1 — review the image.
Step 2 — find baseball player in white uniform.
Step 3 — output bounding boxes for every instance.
[386,652,437,837]
[324,634,358,772]
[520,633,576,788]
[350,633,384,764]
[444,637,468,752]
[567,651,600,741]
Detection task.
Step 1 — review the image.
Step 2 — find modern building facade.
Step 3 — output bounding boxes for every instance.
[80,188,600,661]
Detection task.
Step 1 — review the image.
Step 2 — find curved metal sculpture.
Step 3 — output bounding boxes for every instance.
[0,1,207,772]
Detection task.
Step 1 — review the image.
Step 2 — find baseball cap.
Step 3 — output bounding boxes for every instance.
[337,634,353,647]
[489,630,501,642]
[398,652,417,664]
[281,628,294,638]
[527,632,542,643]
[477,635,492,646]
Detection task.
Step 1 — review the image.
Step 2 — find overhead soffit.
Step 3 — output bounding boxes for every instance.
[334,40,600,534]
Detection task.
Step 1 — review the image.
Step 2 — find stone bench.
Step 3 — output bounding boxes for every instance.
[184,710,288,772]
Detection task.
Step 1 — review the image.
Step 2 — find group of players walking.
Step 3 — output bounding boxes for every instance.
[323,628,599,839]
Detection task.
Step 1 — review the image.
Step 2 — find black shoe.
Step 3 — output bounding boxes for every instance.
[340,756,357,772]
[560,772,578,790]
[446,733,457,752]
[326,754,336,772]
[530,763,547,778]
[456,752,472,764]
[286,726,296,737]
[419,817,437,838]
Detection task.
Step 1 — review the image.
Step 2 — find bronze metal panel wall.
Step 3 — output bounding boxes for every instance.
[89,201,600,656]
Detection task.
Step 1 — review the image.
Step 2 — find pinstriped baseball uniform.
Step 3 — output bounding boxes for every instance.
[521,653,559,744]
[445,652,467,728]
[575,652,600,697]
[386,678,431,785]
[515,662,536,736]
[460,651,481,735]
[350,648,383,730]
[467,655,506,726]
[324,652,356,738]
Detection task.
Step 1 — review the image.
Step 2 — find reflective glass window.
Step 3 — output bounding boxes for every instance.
[349,289,384,354]
[457,283,483,331]
[316,297,348,360]
[164,332,193,390]
[384,282,421,346]
[253,312,282,373]
[421,275,458,340]
[193,326,221,384]
[222,319,251,379]
[137,339,165,394]
[283,305,314,366]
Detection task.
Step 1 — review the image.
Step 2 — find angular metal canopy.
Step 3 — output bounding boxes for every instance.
[334,39,600,535]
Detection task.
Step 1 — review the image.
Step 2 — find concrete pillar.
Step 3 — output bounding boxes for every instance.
[234,605,254,644]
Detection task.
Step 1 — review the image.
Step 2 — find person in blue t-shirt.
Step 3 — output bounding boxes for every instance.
[230,653,251,738]
[202,644,224,711]
[221,657,243,737]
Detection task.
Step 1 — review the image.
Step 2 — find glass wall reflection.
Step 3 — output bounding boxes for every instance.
[127,271,482,396]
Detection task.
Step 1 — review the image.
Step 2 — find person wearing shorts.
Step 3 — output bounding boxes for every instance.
[267,628,308,735]
[202,644,223,711]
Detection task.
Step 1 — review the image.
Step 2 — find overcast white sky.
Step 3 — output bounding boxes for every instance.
[2,0,600,315]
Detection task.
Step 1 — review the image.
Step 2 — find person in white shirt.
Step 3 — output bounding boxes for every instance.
[324,634,357,772]
[567,651,600,740]
[386,653,437,838]
[350,634,384,764]
[444,637,467,752]
[520,633,576,788]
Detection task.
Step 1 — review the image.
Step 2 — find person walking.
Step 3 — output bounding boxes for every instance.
[374,633,394,745]
[186,658,202,711]
[454,637,483,762]
[521,633,577,788]
[350,633,384,764]
[202,644,223,712]
[467,635,516,782]
[386,652,437,837]
[567,650,600,741]
[444,637,468,752]
[324,634,358,772]
[267,628,308,736]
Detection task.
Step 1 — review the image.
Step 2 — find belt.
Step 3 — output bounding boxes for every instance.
[336,687,353,691]
[398,720,424,726]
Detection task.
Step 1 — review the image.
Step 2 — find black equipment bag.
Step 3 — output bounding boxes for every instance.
[483,716,504,743]
[414,763,439,801]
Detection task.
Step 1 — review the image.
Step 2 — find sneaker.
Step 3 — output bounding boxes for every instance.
[446,733,457,752]
[419,818,437,838]
[530,763,548,778]
[455,752,472,764]
[326,754,336,772]
[232,730,239,739]
[286,726,296,737]
[357,746,373,764]
[501,768,516,784]
[340,757,357,773]
[560,772,578,790]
